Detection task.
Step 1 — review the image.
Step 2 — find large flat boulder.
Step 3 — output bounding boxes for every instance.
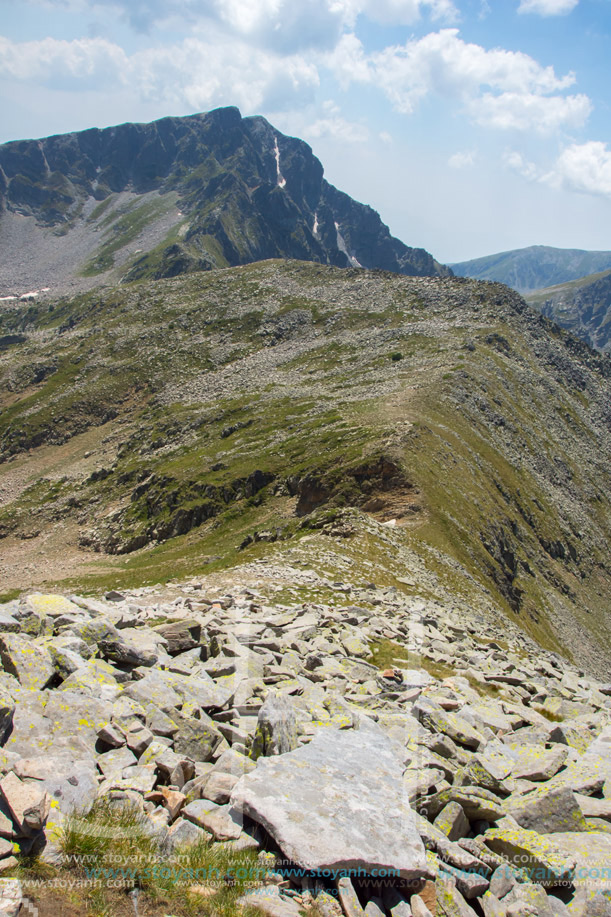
[231,722,431,881]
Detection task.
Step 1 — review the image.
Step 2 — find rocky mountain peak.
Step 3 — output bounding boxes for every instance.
[0,108,449,299]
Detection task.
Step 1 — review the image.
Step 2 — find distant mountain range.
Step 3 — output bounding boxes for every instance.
[451,245,611,293]
[0,107,448,298]
[452,245,611,353]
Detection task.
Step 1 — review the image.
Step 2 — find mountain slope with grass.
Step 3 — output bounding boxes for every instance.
[0,259,610,676]
[451,245,611,294]
[525,269,611,353]
[0,107,448,300]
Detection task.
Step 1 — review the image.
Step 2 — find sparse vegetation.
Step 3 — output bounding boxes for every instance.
[36,797,265,917]
[1,259,610,674]
[367,639,457,682]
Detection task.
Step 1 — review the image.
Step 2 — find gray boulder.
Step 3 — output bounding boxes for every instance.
[251,692,298,760]
[507,786,588,833]
[170,710,224,762]
[0,635,54,690]
[231,722,431,881]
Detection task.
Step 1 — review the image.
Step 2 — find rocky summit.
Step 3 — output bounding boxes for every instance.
[0,581,609,916]
[0,107,447,301]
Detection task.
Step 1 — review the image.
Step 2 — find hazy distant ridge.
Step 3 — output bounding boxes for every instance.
[451,245,611,293]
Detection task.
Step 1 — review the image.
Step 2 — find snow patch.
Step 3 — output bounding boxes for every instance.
[274,137,287,189]
[2,288,52,303]
[334,221,362,268]
[313,212,319,237]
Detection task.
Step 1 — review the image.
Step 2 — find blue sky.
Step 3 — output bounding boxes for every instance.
[0,0,610,262]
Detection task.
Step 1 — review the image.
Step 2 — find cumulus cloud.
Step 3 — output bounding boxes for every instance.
[16,0,459,48]
[0,35,127,88]
[306,116,369,142]
[546,141,611,196]
[0,7,590,141]
[0,33,319,112]
[341,0,458,26]
[330,29,587,133]
[468,90,591,133]
[518,0,578,16]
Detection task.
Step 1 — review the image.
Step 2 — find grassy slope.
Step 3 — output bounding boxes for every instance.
[0,260,610,669]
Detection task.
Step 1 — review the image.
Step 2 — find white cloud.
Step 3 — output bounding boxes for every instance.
[504,141,611,198]
[0,5,591,148]
[448,150,475,168]
[215,0,347,52]
[329,29,589,133]
[341,0,458,26]
[0,33,319,112]
[518,0,578,16]
[305,99,368,142]
[16,0,459,49]
[329,33,371,89]
[468,90,591,133]
[0,35,127,87]
[546,141,611,197]
[306,116,369,143]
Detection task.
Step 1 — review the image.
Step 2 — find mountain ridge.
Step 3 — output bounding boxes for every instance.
[451,244,611,293]
[1,259,610,677]
[0,107,448,299]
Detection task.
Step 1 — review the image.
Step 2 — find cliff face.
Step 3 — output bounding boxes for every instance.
[0,107,448,292]
[525,270,611,353]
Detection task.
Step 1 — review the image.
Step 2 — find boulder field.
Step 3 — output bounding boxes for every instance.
[0,583,608,916]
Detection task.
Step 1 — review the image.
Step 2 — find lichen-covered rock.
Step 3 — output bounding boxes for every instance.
[506,786,588,834]
[484,823,576,887]
[0,878,22,917]
[170,710,223,762]
[0,634,54,690]
[58,659,122,697]
[509,743,569,781]
[436,876,479,916]
[251,692,298,760]
[415,699,486,750]
[434,801,470,842]
[232,721,431,881]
